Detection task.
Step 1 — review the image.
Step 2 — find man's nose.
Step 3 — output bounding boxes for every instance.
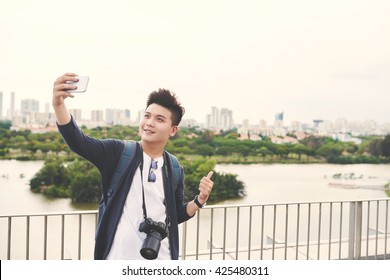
[146,118,154,126]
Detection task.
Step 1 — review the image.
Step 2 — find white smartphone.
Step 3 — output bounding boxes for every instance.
[67,76,89,93]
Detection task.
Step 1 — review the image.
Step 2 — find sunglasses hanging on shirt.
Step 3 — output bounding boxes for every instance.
[148,159,158,182]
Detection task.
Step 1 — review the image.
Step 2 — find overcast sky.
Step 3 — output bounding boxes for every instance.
[1,0,389,125]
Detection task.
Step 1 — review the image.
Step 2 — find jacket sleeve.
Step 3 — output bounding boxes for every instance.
[175,167,193,224]
[57,115,124,186]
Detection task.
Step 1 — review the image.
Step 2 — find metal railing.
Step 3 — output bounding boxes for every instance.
[1,198,389,260]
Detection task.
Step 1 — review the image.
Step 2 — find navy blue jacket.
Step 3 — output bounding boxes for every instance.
[58,116,192,260]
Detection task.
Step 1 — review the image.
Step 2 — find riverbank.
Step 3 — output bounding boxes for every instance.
[181,154,325,164]
[0,152,325,164]
[4,150,389,165]
[1,152,327,164]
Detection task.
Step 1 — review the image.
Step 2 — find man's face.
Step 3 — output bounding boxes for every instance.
[139,103,178,145]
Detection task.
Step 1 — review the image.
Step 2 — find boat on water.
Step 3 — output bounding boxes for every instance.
[328,179,388,191]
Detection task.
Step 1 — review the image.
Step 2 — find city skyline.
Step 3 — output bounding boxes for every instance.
[1,1,389,124]
[1,93,390,132]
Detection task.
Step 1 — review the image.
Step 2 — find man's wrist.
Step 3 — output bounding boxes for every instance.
[193,195,206,208]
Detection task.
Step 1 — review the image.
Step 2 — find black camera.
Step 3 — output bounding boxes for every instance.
[139,217,169,260]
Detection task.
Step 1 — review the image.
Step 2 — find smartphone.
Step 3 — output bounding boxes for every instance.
[67,76,89,93]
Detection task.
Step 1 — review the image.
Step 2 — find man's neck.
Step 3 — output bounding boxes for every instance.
[140,140,165,159]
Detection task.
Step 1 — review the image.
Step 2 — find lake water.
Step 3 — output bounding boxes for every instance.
[1,160,389,215]
[215,163,390,205]
[1,160,389,259]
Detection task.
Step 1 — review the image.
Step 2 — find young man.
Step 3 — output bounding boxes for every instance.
[52,73,214,260]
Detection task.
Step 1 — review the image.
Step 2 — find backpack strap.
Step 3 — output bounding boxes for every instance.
[105,142,181,202]
[106,140,137,201]
[165,151,181,190]
[97,140,138,239]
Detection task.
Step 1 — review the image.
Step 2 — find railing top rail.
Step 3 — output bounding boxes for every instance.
[1,198,389,218]
[0,210,98,218]
[203,197,390,210]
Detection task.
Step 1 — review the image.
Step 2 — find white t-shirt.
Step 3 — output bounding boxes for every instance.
[106,152,170,260]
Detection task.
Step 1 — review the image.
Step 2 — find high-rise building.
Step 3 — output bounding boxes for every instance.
[274,111,284,128]
[211,107,219,128]
[69,109,82,121]
[259,119,267,129]
[206,106,234,131]
[275,111,284,121]
[105,108,128,125]
[220,108,234,130]
[136,109,145,123]
[10,92,15,120]
[21,98,39,115]
[18,98,39,124]
[313,119,324,128]
[45,102,50,114]
[91,110,104,122]
[290,121,301,132]
[124,109,131,119]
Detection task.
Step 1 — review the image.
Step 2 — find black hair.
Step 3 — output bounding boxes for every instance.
[146,89,185,126]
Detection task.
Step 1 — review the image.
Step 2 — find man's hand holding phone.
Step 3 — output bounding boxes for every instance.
[53,73,89,102]
[52,73,88,125]
[66,76,89,93]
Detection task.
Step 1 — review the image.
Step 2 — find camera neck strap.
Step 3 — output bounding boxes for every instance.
[139,161,169,225]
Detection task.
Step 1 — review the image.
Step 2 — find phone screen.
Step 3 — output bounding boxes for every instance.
[67,76,89,93]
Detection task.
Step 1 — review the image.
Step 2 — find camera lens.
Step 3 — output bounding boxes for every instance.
[140,247,158,260]
[140,231,162,260]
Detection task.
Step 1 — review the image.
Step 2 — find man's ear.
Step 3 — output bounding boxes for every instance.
[170,126,179,137]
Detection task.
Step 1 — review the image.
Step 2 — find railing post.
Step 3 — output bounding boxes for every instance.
[26,216,30,260]
[78,214,82,260]
[7,217,12,260]
[235,207,240,260]
[44,216,48,260]
[354,201,363,260]
[181,221,187,260]
[195,210,200,260]
[210,208,214,260]
[348,201,362,260]
[61,215,65,260]
[348,202,356,259]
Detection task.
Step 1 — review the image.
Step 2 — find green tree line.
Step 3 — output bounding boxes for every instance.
[1,121,390,164]
[2,120,389,202]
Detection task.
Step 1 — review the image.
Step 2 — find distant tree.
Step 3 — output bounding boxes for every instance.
[208,172,246,202]
[30,157,101,201]
[368,139,383,157]
[182,159,245,203]
[275,145,289,159]
[172,138,190,148]
[382,134,390,158]
[69,160,101,203]
[300,136,324,150]
[293,144,310,161]
[0,128,10,139]
[316,143,343,158]
[196,144,214,157]
[29,157,70,192]
[258,146,269,159]
[215,146,233,157]
[236,145,251,158]
[0,120,12,130]
[345,142,359,154]
[199,130,214,143]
